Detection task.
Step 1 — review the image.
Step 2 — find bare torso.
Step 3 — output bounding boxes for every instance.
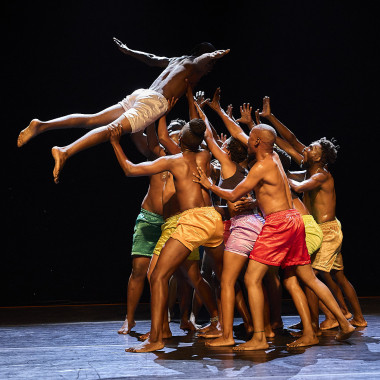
[141,172,166,215]
[149,56,210,100]
[253,153,294,217]
[303,169,336,224]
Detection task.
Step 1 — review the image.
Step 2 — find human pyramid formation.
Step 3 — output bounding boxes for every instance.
[17,39,367,353]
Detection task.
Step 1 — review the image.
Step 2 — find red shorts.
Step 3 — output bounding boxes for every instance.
[249,209,311,269]
[223,219,232,245]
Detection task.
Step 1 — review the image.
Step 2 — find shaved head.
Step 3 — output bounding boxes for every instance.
[252,124,277,145]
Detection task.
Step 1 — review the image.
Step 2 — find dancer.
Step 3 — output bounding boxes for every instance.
[258,96,367,329]
[194,123,356,350]
[109,118,224,352]
[17,39,229,183]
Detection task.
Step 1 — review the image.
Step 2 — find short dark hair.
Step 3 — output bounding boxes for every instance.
[274,145,291,172]
[318,137,340,165]
[225,137,247,163]
[181,119,206,151]
[190,42,216,57]
[168,119,186,133]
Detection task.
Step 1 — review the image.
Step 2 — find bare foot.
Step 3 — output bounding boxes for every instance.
[287,334,319,348]
[349,318,367,327]
[180,319,197,332]
[197,323,222,339]
[125,338,164,353]
[335,323,355,341]
[17,119,41,147]
[265,325,275,338]
[344,312,353,319]
[51,146,67,184]
[320,318,339,330]
[205,336,235,347]
[271,321,284,330]
[289,321,303,330]
[117,319,136,335]
[232,337,269,351]
[139,330,172,341]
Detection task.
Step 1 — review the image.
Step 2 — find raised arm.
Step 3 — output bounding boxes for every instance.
[259,96,305,154]
[113,37,172,68]
[129,130,151,158]
[146,123,165,158]
[206,88,249,146]
[194,102,236,177]
[275,136,304,166]
[109,124,174,177]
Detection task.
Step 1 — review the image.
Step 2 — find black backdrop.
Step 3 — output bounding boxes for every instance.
[4,1,379,306]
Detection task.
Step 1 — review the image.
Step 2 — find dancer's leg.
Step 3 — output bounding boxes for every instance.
[263,266,283,330]
[206,251,247,347]
[233,260,269,351]
[126,238,190,352]
[51,113,132,183]
[18,104,124,147]
[118,256,150,334]
[283,268,319,347]
[295,264,355,341]
[332,270,367,327]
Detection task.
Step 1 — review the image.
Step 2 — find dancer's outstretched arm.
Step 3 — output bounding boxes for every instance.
[259,96,305,154]
[113,37,173,68]
[206,88,249,147]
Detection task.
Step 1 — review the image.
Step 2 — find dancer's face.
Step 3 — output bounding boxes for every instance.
[303,142,322,165]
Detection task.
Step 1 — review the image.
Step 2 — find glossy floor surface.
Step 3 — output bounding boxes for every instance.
[1,299,379,379]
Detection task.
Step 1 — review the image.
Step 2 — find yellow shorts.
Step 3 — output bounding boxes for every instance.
[311,218,344,272]
[302,215,323,255]
[170,207,224,252]
[153,213,200,260]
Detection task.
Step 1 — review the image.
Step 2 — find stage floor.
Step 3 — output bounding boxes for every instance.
[1,299,380,379]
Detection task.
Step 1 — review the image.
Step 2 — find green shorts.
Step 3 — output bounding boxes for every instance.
[131,208,164,257]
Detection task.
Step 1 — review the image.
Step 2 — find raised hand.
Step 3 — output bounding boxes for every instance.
[259,96,272,119]
[236,103,253,125]
[108,123,123,144]
[206,87,222,112]
[194,90,210,109]
[113,37,129,53]
[166,97,178,114]
[193,166,213,190]
[255,109,261,125]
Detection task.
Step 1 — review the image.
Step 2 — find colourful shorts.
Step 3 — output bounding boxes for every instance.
[311,218,344,272]
[171,207,224,252]
[249,209,311,269]
[223,220,232,244]
[225,213,264,257]
[131,208,164,257]
[119,88,168,133]
[302,214,323,255]
[153,213,200,260]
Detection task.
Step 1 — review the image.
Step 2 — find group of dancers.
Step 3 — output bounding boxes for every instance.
[17,39,367,353]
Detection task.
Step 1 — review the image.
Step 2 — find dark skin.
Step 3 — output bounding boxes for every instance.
[195,125,355,349]
[109,122,225,352]
[17,39,229,184]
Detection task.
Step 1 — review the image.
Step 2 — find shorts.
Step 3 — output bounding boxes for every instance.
[311,218,344,272]
[223,220,232,244]
[249,209,310,269]
[302,214,323,255]
[170,207,224,252]
[119,88,168,133]
[225,213,264,257]
[131,208,164,257]
[153,213,200,260]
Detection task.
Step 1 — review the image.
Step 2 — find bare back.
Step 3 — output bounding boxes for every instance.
[251,152,294,217]
[168,149,212,212]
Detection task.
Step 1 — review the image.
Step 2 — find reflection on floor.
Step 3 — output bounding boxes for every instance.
[0,298,379,379]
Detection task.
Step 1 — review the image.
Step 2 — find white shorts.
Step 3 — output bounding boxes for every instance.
[118,89,168,133]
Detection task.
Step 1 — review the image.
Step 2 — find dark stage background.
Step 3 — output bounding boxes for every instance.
[4,1,379,307]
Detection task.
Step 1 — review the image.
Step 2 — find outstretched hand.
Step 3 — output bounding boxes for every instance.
[236,103,253,125]
[206,87,222,112]
[113,37,128,53]
[108,123,123,144]
[193,166,213,190]
[259,96,272,119]
[166,97,178,114]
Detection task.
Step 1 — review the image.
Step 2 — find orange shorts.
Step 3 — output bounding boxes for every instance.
[311,218,344,272]
[170,207,224,252]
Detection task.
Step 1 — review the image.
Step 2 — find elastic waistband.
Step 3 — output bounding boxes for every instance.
[164,213,181,224]
[180,206,217,216]
[141,208,164,219]
[318,218,340,227]
[265,208,300,220]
